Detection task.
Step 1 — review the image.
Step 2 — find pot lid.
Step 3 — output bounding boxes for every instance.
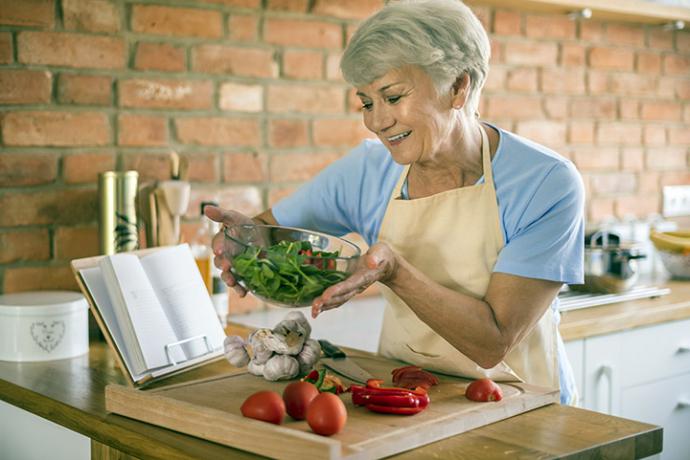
[0,290,87,316]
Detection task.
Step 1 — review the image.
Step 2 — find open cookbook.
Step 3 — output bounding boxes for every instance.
[71,244,226,387]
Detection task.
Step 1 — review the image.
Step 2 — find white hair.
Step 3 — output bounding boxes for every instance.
[340,0,490,117]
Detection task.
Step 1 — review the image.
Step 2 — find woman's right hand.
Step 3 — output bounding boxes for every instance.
[204,205,254,297]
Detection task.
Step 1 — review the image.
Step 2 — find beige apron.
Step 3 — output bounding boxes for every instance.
[377,125,559,390]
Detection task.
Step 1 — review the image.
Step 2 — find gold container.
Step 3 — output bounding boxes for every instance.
[98,171,139,254]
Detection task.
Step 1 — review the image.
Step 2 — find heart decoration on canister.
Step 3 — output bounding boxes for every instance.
[30,320,66,352]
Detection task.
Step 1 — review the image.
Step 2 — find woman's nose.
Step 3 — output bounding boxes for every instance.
[367,105,395,134]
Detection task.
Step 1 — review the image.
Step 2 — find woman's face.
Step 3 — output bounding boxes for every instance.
[356,65,457,165]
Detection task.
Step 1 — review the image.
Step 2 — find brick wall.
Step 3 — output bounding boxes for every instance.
[0,0,688,297]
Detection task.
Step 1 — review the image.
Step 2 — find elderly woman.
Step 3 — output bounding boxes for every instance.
[208,0,584,405]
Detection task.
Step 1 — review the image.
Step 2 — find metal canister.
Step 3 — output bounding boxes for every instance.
[98,171,139,254]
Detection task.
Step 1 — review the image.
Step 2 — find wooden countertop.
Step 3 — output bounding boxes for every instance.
[1,322,662,459]
[560,280,690,341]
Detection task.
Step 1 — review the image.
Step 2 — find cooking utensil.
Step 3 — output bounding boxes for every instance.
[573,230,646,293]
[318,339,373,384]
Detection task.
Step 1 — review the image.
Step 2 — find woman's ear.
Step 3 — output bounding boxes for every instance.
[450,73,471,110]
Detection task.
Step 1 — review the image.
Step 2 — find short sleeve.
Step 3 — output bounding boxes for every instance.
[493,162,585,284]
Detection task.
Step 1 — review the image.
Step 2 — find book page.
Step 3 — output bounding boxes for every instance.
[99,254,186,370]
[141,244,226,359]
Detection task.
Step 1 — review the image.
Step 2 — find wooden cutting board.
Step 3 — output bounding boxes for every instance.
[105,353,559,459]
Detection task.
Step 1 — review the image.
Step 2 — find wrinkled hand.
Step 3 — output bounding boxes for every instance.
[311,242,397,318]
[204,205,254,297]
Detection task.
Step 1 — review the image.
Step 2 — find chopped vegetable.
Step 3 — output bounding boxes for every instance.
[301,369,346,394]
[465,378,503,402]
[350,379,430,416]
[391,365,440,390]
[232,240,349,305]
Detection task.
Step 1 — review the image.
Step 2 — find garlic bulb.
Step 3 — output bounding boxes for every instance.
[296,338,321,375]
[248,329,275,364]
[262,354,299,381]
[247,359,265,377]
[223,335,250,367]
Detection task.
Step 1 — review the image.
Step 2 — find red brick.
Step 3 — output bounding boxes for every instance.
[493,10,521,36]
[57,74,112,105]
[643,125,666,145]
[646,147,687,170]
[561,43,586,67]
[119,78,212,110]
[568,121,595,144]
[572,147,619,171]
[0,229,50,264]
[506,67,537,92]
[588,197,615,222]
[648,29,674,50]
[269,119,309,148]
[311,0,383,20]
[608,73,656,97]
[313,118,372,147]
[663,55,690,76]
[54,226,99,260]
[677,32,690,53]
[131,5,222,39]
[219,82,263,112]
[525,14,575,39]
[217,186,264,216]
[184,153,219,183]
[283,49,323,80]
[62,152,115,184]
[0,0,54,28]
[589,173,636,195]
[268,185,298,207]
[514,120,566,148]
[589,47,634,71]
[489,38,504,65]
[0,33,13,64]
[196,0,260,7]
[587,70,609,94]
[656,76,676,99]
[483,66,506,92]
[191,45,276,78]
[504,42,558,66]
[639,171,660,194]
[676,79,690,100]
[685,105,690,123]
[596,122,642,146]
[580,21,605,42]
[0,70,51,104]
[614,195,659,219]
[62,0,120,33]
[326,52,343,81]
[118,114,168,146]
[134,42,185,72]
[264,18,342,49]
[0,153,57,186]
[228,15,258,42]
[267,0,308,12]
[605,24,644,47]
[540,68,585,94]
[570,98,616,119]
[121,153,172,182]
[636,51,661,74]
[660,171,690,187]
[544,96,567,120]
[0,189,97,226]
[18,31,125,69]
[2,111,110,147]
[3,265,77,293]
[223,151,268,183]
[267,84,344,114]
[619,99,639,120]
[668,125,690,145]
[621,147,644,171]
[641,101,683,121]
[175,117,260,146]
[485,95,543,119]
[271,151,341,182]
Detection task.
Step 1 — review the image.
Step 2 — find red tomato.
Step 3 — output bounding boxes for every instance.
[241,391,286,424]
[465,378,503,402]
[283,381,319,420]
[306,393,347,436]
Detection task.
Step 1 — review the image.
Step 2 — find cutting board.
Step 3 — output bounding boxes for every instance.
[105,352,559,459]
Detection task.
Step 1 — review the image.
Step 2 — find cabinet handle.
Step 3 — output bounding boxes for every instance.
[678,399,690,409]
[678,345,690,353]
[596,365,614,414]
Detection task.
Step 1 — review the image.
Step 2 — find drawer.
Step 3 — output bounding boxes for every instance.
[586,318,690,387]
[620,372,690,460]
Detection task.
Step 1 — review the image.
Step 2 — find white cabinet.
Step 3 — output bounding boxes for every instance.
[565,318,690,460]
[563,338,584,406]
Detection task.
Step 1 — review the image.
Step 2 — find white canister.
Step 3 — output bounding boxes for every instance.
[0,291,89,362]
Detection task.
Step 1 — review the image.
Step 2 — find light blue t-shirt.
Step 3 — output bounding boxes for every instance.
[273,125,585,404]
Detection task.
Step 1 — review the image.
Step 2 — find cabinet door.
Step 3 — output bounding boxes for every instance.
[620,372,690,460]
[583,331,624,414]
[564,339,584,406]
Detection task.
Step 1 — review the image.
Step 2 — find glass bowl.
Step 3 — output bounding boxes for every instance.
[224,224,361,307]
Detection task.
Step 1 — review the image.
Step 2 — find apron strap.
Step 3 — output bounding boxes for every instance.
[479,123,494,186]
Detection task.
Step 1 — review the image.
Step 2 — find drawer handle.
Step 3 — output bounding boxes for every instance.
[596,365,614,414]
[678,345,690,353]
[678,399,690,409]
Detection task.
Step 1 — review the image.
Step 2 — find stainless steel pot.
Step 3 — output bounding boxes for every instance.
[573,231,647,293]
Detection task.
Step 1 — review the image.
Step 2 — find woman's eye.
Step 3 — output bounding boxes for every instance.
[361,102,373,111]
[387,95,401,104]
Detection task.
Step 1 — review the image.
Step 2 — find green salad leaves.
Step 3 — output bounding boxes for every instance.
[231,240,350,305]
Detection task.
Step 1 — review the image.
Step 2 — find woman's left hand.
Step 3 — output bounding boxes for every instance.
[311,242,397,318]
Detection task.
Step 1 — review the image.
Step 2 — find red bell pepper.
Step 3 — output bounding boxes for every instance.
[350,379,430,415]
[301,369,345,394]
